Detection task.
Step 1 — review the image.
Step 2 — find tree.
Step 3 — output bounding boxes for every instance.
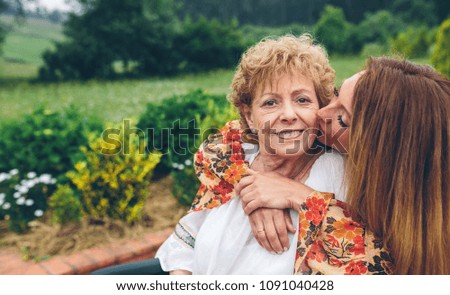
[39,0,181,80]
[314,5,353,54]
[431,18,450,78]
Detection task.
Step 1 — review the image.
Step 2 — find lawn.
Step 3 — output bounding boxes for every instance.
[0,16,432,124]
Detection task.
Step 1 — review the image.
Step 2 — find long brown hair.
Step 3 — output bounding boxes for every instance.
[347,57,450,274]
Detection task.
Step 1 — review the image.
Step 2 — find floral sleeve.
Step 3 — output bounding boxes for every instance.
[294,194,394,275]
[190,120,249,212]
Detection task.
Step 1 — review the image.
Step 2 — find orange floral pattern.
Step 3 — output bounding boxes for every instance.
[190,120,394,275]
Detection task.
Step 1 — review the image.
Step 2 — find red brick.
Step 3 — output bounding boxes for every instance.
[82,247,117,269]
[39,257,75,275]
[109,244,137,264]
[125,239,152,256]
[62,253,98,275]
[22,264,50,275]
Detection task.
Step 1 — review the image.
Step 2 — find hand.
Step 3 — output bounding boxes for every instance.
[237,169,314,215]
[248,208,296,254]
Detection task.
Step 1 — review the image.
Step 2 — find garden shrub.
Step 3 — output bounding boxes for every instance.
[360,43,389,58]
[431,18,450,78]
[48,184,83,226]
[137,89,228,177]
[175,17,245,73]
[240,23,312,48]
[314,5,355,54]
[170,100,238,206]
[390,26,432,58]
[0,170,57,233]
[67,127,161,224]
[0,106,103,183]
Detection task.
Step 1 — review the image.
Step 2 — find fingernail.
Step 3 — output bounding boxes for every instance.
[283,247,288,252]
[270,251,276,255]
[277,251,283,255]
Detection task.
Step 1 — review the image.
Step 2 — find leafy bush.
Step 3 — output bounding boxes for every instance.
[48,184,82,226]
[240,23,312,48]
[67,127,161,224]
[390,26,432,58]
[431,18,450,78]
[137,89,228,177]
[175,17,245,73]
[360,43,389,58]
[170,101,238,206]
[356,10,404,49]
[0,170,57,233]
[0,106,103,183]
[314,5,354,54]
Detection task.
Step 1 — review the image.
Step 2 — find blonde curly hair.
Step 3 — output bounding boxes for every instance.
[228,34,335,134]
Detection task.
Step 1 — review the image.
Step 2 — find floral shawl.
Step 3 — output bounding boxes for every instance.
[190,120,394,275]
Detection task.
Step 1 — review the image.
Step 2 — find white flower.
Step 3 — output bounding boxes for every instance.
[50,179,57,185]
[25,199,34,206]
[13,192,21,199]
[16,197,25,205]
[184,159,192,166]
[172,163,179,169]
[0,173,8,182]
[178,164,185,170]
[0,193,5,200]
[9,169,18,175]
[21,180,35,188]
[0,199,3,206]
[2,202,11,210]
[18,186,29,194]
[34,209,44,217]
[39,174,52,184]
[27,172,37,179]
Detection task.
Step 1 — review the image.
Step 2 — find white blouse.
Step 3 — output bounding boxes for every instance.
[156,144,345,274]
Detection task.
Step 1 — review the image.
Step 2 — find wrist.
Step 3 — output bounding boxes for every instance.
[289,183,314,210]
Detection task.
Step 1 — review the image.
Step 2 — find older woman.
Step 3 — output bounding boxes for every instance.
[155,34,346,274]
[198,57,449,274]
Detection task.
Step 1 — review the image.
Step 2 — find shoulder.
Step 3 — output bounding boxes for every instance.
[306,151,346,201]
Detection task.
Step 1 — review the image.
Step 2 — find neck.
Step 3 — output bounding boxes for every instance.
[252,152,317,180]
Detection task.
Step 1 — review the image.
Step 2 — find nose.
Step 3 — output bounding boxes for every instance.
[280,101,297,124]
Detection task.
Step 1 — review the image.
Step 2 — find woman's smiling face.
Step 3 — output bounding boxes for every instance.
[317,71,363,153]
[245,72,320,158]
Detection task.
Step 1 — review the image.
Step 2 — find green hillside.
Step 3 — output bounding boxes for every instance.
[0,15,63,78]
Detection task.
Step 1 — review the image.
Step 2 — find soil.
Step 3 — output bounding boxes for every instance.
[0,176,188,261]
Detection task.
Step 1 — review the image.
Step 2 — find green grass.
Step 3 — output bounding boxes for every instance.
[0,70,235,123]
[0,55,434,124]
[0,15,62,79]
[0,16,434,125]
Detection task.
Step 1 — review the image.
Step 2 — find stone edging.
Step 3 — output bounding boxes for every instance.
[0,228,172,275]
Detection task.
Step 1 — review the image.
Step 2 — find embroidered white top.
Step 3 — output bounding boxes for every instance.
[155,144,346,274]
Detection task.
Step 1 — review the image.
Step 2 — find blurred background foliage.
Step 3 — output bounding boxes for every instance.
[0,0,448,233]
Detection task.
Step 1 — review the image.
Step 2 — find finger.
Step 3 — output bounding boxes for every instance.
[249,211,274,252]
[284,209,296,234]
[273,210,290,251]
[236,175,255,195]
[262,212,284,253]
[246,169,257,175]
[244,197,261,215]
[239,184,255,203]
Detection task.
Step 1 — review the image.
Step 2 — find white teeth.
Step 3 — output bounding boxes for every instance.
[277,130,302,139]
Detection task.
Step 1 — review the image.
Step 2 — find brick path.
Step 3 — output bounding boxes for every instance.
[0,228,172,275]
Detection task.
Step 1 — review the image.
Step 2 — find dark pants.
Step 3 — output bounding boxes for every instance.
[91,258,169,275]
